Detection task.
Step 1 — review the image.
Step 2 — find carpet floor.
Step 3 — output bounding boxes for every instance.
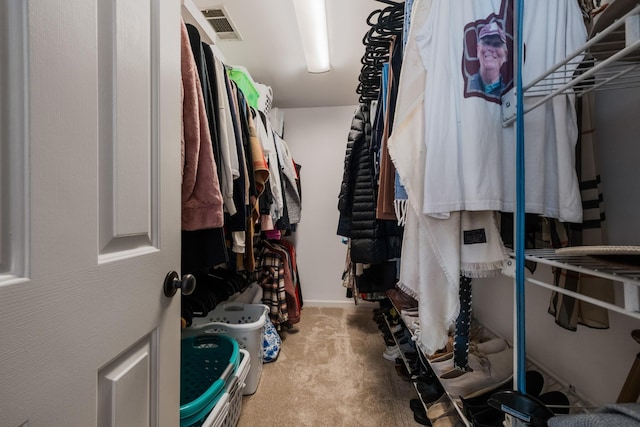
[236,305,423,427]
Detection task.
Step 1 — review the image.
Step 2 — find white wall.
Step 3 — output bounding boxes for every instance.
[474,87,640,406]
[280,105,360,306]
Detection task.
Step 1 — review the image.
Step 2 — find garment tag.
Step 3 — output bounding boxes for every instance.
[463,228,487,245]
[501,88,516,123]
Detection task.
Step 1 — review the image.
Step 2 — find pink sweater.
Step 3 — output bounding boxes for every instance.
[180,21,224,231]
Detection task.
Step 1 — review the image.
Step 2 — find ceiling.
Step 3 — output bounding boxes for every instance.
[191,0,386,109]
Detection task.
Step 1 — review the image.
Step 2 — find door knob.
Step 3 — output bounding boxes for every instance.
[163,271,196,297]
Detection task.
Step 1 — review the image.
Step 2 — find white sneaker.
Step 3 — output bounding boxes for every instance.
[383,345,401,361]
[388,324,403,334]
[439,347,514,399]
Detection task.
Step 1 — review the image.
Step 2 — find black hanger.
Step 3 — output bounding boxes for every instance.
[366,9,383,27]
[356,1,404,104]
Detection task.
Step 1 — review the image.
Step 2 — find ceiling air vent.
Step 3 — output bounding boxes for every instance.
[202,8,241,41]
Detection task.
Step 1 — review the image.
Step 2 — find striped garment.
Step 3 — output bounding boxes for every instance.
[255,248,289,328]
[547,92,613,331]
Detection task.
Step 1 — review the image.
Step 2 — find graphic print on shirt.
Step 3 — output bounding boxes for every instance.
[461,0,514,104]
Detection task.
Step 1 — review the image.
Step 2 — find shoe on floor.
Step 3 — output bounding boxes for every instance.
[386,287,419,310]
[439,347,514,399]
[412,405,432,426]
[473,337,508,355]
[427,397,454,420]
[460,370,545,419]
[428,336,454,361]
[538,390,570,415]
[432,338,510,379]
[383,335,396,347]
[416,379,444,404]
[395,363,412,381]
[388,323,403,334]
[487,390,554,426]
[432,414,465,427]
[383,345,401,361]
[410,398,425,413]
[431,337,508,365]
[470,407,504,427]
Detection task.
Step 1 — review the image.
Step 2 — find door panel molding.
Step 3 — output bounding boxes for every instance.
[98,0,159,257]
[0,0,29,283]
[97,330,159,427]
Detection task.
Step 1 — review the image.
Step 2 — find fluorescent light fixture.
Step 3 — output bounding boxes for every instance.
[292,0,331,73]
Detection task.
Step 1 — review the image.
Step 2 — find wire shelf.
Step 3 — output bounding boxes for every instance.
[500,249,640,320]
[523,249,640,285]
[504,4,640,125]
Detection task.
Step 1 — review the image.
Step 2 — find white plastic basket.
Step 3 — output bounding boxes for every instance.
[200,392,229,427]
[202,349,250,427]
[187,303,268,395]
[222,349,250,427]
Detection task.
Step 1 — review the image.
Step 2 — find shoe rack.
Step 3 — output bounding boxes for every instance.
[382,291,597,427]
[383,293,471,427]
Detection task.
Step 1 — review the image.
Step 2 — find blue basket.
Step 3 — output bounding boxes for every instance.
[180,334,239,427]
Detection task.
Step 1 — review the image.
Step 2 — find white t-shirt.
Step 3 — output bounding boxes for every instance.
[417,0,586,223]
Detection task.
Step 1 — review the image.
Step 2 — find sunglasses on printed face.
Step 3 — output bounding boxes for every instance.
[480,37,505,48]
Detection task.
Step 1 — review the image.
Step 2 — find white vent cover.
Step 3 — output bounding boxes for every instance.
[202,7,241,40]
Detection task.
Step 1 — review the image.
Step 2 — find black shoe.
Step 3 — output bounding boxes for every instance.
[538,390,570,415]
[409,398,424,413]
[487,390,555,426]
[461,370,545,419]
[415,379,444,404]
[471,407,504,427]
[395,364,411,381]
[382,335,396,347]
[526,370,545,397]
[412,405,432,426]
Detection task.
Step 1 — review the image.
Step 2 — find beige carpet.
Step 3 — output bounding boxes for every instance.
[236,306,422,427]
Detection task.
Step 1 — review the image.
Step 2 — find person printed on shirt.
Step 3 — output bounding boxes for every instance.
[468,21,508,99]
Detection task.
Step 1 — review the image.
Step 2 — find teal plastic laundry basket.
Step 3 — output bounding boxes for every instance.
[180,334,240,427]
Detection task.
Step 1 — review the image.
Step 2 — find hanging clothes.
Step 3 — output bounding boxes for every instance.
[274,132,302,227]
[387,0,507,354]
[224,78,250,262]
[376,36,403,222]
[210,46,240,217]
[180,21,224,232]
[547,94,613,330]
[179,18,303,324]
[337,104,403,265]
[180,20,228,273]
[417,0,586,222]
[255,240,302,329]
[255,110,284,226]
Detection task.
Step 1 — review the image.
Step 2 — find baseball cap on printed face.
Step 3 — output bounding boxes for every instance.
[479,21,506,44]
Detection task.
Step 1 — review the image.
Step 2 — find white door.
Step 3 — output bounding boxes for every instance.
[0,0,183,425]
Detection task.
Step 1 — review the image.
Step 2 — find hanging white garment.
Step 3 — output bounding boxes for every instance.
[388,0,457,354]
[417,0,586,223]
[389,0,507,355]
